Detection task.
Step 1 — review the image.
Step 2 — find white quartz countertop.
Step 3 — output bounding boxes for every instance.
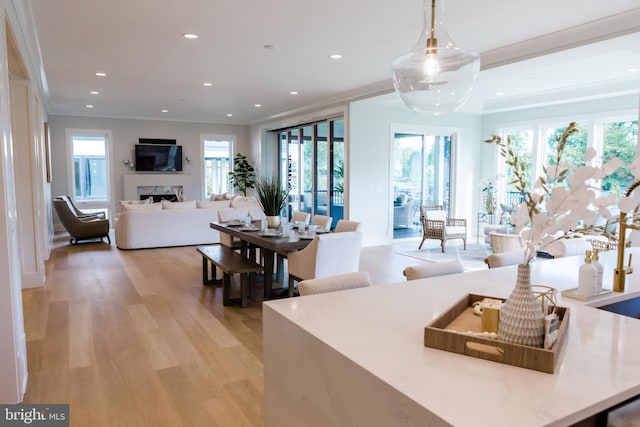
[264,248,640,426]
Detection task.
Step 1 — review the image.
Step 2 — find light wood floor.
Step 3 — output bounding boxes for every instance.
[21,232,424,426]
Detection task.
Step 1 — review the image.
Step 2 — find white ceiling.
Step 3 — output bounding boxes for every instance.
[27,0,640,125]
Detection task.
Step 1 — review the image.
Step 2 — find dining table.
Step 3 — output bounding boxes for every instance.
[210,221,315,298]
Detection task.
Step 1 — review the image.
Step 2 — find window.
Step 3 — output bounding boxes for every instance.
[66,129,112,217]
[202,136,233,197]
[496,115,638,203]
[277,118,344,227]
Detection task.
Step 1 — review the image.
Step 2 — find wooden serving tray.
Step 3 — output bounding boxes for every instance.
[424,293,569,374]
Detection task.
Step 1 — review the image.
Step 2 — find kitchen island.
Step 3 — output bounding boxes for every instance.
[263,248,640,426]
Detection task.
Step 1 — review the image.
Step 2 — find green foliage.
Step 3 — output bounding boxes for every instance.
[601,121,638,196]
[228,153,255,196]
[485,122,579,220]
[255,176,289,216]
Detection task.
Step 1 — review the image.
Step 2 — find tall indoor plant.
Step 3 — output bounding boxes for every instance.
[228,153,255,196]
[255,176,289,228]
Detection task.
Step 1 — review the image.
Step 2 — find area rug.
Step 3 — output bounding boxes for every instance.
[397,242,492,271]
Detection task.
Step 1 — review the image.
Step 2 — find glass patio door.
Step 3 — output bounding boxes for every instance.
[392,132,452,239]
[278,118,344,228]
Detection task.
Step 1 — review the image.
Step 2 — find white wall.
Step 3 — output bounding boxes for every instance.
[349,102,482,246]
[48,115,250,225]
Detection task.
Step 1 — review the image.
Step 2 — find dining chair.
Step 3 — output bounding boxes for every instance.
[484,251,524,268]
[402,259,464,280]
[247,206,267,221]
[287,231,363,296]
[291,211,311,225]
[217,208,245,250]
[311,215,332,231]
[334,219,361,232]
[298,271,371,296]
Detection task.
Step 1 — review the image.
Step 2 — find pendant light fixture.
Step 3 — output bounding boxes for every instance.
[391,0,480,115]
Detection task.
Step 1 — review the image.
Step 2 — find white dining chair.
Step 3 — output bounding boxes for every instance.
[291,211,311,225]
[334,219,361,232]
[217,208,245,249]
[311,215,332,231]
[298,271,371,296]
[402,259,464,280]
[287,231,363,296]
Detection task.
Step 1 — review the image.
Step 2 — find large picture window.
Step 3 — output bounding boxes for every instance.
[496,115,638,204]
[202,136,232,197]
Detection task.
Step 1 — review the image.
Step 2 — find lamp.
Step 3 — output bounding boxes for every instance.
[391,0,480,115]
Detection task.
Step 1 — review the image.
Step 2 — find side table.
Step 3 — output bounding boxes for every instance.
[477,212,495,244]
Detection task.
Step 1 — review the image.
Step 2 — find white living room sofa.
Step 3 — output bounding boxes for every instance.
[115,197,261,249]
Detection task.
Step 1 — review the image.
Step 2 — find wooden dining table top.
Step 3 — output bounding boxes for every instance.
[210,221,315,254]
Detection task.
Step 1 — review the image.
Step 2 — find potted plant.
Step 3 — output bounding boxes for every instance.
[228,153,255,196]
[255,176,289,228]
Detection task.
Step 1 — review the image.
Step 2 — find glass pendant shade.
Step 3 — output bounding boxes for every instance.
[391,0,480,115]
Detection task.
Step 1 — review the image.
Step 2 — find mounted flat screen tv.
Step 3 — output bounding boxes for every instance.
[135,144,183,172]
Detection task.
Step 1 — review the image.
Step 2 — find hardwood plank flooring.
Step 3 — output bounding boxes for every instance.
[21,232,432,426]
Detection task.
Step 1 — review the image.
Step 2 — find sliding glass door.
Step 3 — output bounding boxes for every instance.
[278,118,344,228]
[392,131,452,239]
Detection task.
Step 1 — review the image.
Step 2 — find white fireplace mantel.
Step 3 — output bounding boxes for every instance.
[123,174,192,201]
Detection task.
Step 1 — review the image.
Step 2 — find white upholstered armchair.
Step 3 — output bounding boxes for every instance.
[287,231,363,296]
[418,205,467,253]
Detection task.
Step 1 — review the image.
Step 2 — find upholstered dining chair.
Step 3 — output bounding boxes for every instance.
[311,215,333,231]
[334,219,361,232]
[484,251,524,269]
[418,205,466,253]
[298,271,372,296]
[217,208,245,250]
[287,231,363,296]
[53,197,110,244]
[291,211,311,225]
[402,259,464,281]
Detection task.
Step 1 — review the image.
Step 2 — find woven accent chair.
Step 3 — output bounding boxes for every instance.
[418,205,467,253]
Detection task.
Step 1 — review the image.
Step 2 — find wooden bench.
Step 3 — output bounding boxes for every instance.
[197,245,264,308]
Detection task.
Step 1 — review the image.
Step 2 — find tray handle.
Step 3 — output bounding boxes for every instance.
[465,341,505,361]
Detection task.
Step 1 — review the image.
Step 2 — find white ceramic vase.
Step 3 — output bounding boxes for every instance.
[266,215,281,229]
[498,264,545,347]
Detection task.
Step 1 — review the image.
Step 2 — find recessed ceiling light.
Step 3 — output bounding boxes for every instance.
[95,72,106,77]
[90,91,99,95]
[86,104,94,108]
[330,54,342,59]
[226,113,233,117]
[183,33,198,39]
[203,82,212,87]
[254,104,262,108]
[495,91,504,96]
[263,44,275,50]
[290,91,298,95]
[161,109,168,113]
[629,67,640,72]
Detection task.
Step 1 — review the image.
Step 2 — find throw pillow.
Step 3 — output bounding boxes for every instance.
[161,200,197,210]
[196,200,230,209]
[121,203,162,211]
[209,192,230,201]
[230,196,259,208]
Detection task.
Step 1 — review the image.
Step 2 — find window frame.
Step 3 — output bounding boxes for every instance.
[200,134,234,199]
[65,128,114,215]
